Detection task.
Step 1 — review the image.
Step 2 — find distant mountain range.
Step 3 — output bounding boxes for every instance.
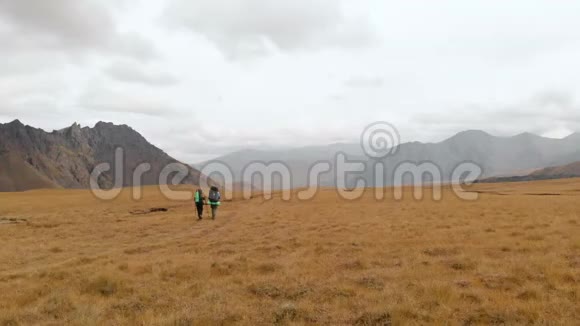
[478,161,580,183]
[0,120,204,192]
[196,130,580,189]
[362,130,580,186]
[3,119,578,193]
[193,143,366,189]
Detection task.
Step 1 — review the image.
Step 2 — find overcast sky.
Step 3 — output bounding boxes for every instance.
[1,0,579,162]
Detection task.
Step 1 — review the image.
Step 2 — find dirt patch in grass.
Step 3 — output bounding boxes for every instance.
[129,207,169,215]
[516,290,539,301]
[124,245,161,255]
[340,259,368,271]
[422,247,459,257]
[254,262,282,274]
[446,258,477,271]
[248,283,283,299]
[354,312,392,326]
[248,283,312,300]
[480,274,524,291]
[0,217,28,225]
[356,277,385,290]
[82,275,122,297]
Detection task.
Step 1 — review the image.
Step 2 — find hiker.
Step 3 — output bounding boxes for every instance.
[194,188,205,220]
[208,186,221,219]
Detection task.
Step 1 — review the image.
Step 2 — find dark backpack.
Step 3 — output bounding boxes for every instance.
[209,187,220,202]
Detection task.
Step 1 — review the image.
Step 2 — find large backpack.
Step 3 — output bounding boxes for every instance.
[208,186,220,202]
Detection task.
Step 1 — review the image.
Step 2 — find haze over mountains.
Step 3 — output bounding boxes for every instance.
[197,130,580,189]
[194,143,366,190]
[0,120,203,192]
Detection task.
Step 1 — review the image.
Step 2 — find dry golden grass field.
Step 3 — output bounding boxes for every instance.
[0,180,579,325]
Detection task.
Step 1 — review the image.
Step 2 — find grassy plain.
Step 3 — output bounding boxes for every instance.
[0,180,579,325]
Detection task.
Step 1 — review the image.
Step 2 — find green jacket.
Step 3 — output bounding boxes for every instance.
[194,190,204,204]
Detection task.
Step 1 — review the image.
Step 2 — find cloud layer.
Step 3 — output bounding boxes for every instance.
[0,0,157,60]
[104,61,179,86]
[166,0,373,59]
[1,0,580,163]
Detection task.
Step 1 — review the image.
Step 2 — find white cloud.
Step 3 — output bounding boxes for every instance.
[78,86,177,117]
[0,0,157,60]
[104,61,179,86]
[165,0,374,59]
[344,76,384,88]
[412,92,580,139]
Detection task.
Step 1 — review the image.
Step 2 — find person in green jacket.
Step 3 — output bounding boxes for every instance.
[194,188,205,220]
[207,186,221,219]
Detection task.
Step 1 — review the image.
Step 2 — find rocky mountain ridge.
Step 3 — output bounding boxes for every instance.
[0,120,203,192]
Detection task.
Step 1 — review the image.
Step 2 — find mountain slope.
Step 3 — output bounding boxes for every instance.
[363,130,580,186]
[0,120,204,192]
[478,161,580,183]
[0,152,59,192]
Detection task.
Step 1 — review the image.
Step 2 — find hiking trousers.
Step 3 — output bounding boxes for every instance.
[195,202,204,218]
[211,205,218,219]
